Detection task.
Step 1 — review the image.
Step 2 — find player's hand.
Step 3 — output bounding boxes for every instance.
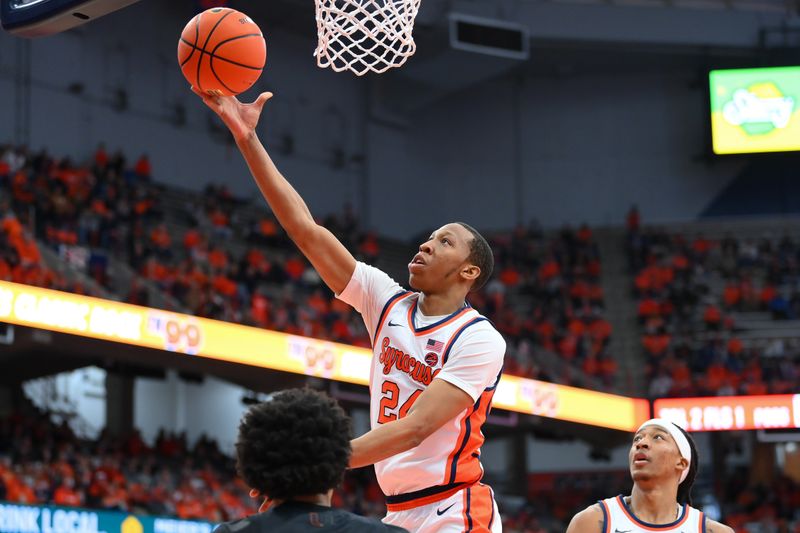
[191,86,273,143]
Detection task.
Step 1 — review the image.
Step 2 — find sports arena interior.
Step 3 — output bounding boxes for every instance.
[0,0,799,531]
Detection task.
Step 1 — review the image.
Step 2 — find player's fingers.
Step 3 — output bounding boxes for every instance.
[254,92,273,110]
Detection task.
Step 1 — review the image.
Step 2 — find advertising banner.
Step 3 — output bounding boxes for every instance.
[0,502,214,533]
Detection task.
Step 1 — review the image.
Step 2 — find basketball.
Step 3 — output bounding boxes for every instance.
[177,8,266,97]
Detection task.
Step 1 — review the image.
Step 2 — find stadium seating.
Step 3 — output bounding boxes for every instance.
[627,213,800,398]
[0,144,615,392]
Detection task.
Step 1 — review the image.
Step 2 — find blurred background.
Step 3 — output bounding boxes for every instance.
[0,0,799,531]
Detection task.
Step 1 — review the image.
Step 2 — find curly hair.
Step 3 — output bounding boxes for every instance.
[235,388,352,500]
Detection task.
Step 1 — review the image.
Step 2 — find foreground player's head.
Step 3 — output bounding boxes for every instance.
[630,419,698,505]
[408,222,493,295]
[235,388,352,501]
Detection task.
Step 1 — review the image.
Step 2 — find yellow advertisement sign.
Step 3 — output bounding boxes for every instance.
[0,280,648,431]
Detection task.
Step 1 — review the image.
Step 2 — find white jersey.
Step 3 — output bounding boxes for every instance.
[338,262,505,509]
[599,496,705,533]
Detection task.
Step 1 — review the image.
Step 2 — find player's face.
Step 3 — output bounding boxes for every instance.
[629,427,688,484]
[408,223,474,292]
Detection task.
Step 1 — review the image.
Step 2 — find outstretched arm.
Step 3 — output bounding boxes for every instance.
[194,89,356,295]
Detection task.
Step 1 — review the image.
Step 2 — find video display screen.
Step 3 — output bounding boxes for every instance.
[710,66,800,154]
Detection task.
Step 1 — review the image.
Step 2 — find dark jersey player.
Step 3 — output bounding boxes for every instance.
[215,388,408,533]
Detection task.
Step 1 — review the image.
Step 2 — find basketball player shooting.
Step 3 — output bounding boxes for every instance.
[566,419,734,533]
[192,89,505,533]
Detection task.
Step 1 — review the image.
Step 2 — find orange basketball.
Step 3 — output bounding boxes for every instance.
[178,8,266,97]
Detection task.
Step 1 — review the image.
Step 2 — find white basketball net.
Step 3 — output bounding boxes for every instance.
[314,0,421,76]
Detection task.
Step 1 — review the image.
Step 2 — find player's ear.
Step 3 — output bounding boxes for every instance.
[461,263,480,284]
[676,456,689,475]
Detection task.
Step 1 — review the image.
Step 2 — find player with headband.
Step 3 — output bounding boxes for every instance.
[566,419,733,533]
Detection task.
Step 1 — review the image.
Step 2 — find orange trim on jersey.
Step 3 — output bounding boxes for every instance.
[454,390,493,482]
[444,406,472,485]
[616,496,690,531]
[467,484,494,533]
[372,292,413,346]
[385,484,465,512]
[697,512,704,533]
[444,386,495,486]
[599,500,611,533]
[406,301,474,337]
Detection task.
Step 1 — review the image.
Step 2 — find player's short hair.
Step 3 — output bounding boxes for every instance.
[235,388,352,500]
[455,222,494,291]
[675,425,698,505]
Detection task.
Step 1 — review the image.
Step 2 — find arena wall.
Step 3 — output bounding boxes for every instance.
[367,70,744,238]
[0,0,748,239]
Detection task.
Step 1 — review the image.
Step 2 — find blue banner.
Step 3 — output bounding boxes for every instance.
[0,503,216,533]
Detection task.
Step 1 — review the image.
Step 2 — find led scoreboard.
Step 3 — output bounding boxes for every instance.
[654,395,800,432]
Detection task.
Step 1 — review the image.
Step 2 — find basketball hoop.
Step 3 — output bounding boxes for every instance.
[314,0,421,76]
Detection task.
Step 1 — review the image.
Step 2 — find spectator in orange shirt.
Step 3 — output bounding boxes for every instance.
[538,257,560,282]
[284,255,305,281]
[626,205,640,233]
[704,304,722,330]
[588,317,612,343]
[727,336,744,357]
[53,477,83,507]
[183,227,201,250]
[723,281,742,310]
[94,144,108,169]
[208,247,229,270]
[642,331,671,357]
[638,297,661,322]
[358,232,380,263]
[8,475,37,504]
[576,224,592,243]
[134,154,151,179]
[691,233,713,257]
[499,265,521,287]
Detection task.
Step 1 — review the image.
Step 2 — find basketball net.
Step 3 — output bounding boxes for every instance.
[314,0,421,76]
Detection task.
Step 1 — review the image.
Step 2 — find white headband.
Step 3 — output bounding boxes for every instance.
[637,418,693,483]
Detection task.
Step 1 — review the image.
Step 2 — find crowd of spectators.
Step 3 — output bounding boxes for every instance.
[477,223,616,389]
[0,144,159,294]
[626,207,800,399]
[719,466,800,533]
[0,410,252,522]
[4,407,797,533]
[0,144,617,392]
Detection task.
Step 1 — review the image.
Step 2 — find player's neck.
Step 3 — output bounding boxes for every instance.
[629,485,681,524]
[417,292,465,316]
[272,490,333,508]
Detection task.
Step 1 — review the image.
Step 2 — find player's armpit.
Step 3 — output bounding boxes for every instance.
[566,504,605,533]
